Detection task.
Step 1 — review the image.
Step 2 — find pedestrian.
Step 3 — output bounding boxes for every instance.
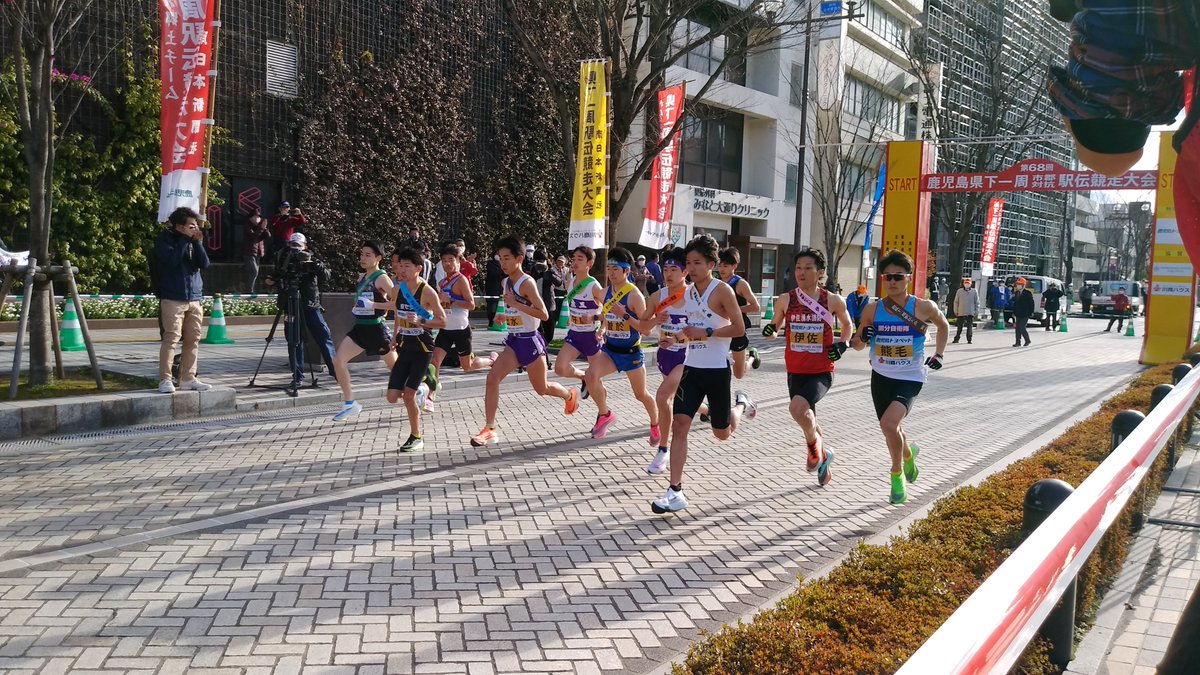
[485,253,503,329]
[262,233,337,389]
[1043,282,1065,330]
[1080,283,1094,315]
[952,278,980,344]
[1003,282,1017,327]
[645,251,664,295]
[850,249,950,505]
[552,255,569,323]
[385,247,447,453]
[152,207,212,394]
[651,234,755,515]
[456,239,479,281]
[404,227,424,253]
[642,247,690,475]
[847,284,870,326]
[532,248,561,344]
[1105,285,1131,332]
[469,235,580,447]
[242,209,269,293]
[1012,277,1035,346]
[632,254,653,297]
[426,243,497,412]
[330,240,397,422]
[553,246,605,394]
[762,247,854,487]
[717,247,762,377]
[268,202,306,258]
[582,247,660,442]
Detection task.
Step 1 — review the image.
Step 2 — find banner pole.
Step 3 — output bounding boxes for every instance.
[198,0,223,219]
[604,57,612,253]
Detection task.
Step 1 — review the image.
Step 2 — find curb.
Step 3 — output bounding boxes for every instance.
[0,386,237,441]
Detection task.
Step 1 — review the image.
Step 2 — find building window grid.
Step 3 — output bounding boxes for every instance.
[844,76,905,134]
[673,19,746,85]
[854,0,907,50]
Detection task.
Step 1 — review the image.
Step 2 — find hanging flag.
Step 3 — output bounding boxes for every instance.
[638,84,685,250]
[157,0,216,222]
[863,163,886,252]
[980,198,1005,277]
[569,60,609,250]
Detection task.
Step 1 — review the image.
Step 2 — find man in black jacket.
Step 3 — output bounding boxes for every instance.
[1012,277,1035,347]
[153,207,211,394]
[485,254,504,329]
[265,233,336,387]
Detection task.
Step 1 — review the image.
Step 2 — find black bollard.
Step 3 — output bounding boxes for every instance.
[1111,410,1146,452]
[1023,479,1077,668]
[1189,353,1200,368]
[1151,383,1175,410]
[1172,363,1192,385]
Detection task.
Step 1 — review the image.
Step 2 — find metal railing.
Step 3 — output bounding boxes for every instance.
[895,362,1200,675]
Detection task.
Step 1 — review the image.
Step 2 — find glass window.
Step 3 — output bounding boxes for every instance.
[785,163,798,204]
[853,0,908,50]
[672,18,746,85]
[843,76,905,134]
[679,105,743,193]
[790,62,805,107]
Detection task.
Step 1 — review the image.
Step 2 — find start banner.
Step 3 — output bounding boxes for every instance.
[158,0,215,222]
[923,159,1157,193]
[979,198,1004,277]
[638,85,685,250]
[568,60,608,250]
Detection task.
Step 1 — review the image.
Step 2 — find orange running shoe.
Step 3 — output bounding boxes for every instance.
[564,387,580,415]
[470,426,499,447]
[806,435,823,472]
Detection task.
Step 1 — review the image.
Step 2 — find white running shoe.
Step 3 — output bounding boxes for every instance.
[180,378,211,392]
[650,487,688,514]
[158,378,176,394]
[647,448,669,475]
[734,390,757,420]
[333,401,362,422]
[415,383,430,410]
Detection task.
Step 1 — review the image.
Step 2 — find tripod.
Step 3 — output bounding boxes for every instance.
[249,285,318,397]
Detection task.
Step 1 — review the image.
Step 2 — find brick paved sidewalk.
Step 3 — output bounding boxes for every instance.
[0,319,1154,673]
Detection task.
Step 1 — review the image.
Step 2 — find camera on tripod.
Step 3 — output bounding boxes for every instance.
[279,249,317,293]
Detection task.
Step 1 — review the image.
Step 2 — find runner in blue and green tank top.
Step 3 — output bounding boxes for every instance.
[850,249,950,505]
[331,240,397,422]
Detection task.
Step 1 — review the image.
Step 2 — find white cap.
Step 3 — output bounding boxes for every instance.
[288,233,306,247]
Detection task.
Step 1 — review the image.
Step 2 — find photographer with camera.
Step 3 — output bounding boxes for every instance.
[268,201,307,258]
[152,207,212,394]
[264,233,336,390]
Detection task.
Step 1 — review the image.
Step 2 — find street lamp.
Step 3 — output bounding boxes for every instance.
[791,1,862,282]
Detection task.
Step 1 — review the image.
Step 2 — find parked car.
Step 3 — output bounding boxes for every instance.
[1004,275,1066,326]
[1091,280,1144,316]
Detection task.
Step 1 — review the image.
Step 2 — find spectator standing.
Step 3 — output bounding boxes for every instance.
[632,254,652,297]
[847,284,869,326]
[1105,286,1131,332]
[1012,277,1034,347]
[242,209,269,293]
[553,255,568,324]
[645,251,663,295]
[952,278,980,344]
[268,202,306,258]
[1042,282,1065,330]
[532,248,562,344]
[456,239,479,281]
[485,253,504,329]
[1080,283,1094,314]
[152,207,212,394]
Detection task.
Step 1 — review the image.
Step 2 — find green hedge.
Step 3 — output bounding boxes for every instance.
[0,296,278,321]
[676,364,1187,675]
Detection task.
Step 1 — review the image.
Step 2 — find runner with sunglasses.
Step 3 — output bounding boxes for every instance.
[850,249,949,505]
[762,248,854,487]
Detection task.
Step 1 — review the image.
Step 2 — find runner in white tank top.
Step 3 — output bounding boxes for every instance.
[650,235,757,516]
[428,244,497,413]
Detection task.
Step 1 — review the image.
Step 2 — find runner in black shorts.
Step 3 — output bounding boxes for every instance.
[717,247,762,378]
[331,240,397,422]
[426,243,496,412]
[386,247,446,453]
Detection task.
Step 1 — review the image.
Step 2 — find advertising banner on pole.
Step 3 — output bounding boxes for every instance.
[1141,132,1195,365]
[979,198,1004,277]
[569,60,608,250]
[157,0,216,222]
[638,85,685,250]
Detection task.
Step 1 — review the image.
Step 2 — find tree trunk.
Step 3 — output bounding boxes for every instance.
[25,35,57,386]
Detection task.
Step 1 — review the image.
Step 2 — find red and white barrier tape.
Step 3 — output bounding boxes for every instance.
[896,365,1200,675]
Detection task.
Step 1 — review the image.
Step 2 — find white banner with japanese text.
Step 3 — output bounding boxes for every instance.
[157,0,215,222]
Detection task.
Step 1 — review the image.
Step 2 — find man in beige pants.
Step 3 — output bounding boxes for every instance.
[152,207,212,393]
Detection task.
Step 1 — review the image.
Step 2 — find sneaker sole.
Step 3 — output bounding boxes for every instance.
[817,448,835,487]
[650,501,686,514]
[470,436,499,447]
[400,444,424,453]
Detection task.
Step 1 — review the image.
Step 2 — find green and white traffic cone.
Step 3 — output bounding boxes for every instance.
[994,314,1004,330]
[557,307,569,329]
[59,304,86,351]
[200,294,236,344]
[490,299,507,332]
[1058,315,1068,333]
[1124,318,1136,337]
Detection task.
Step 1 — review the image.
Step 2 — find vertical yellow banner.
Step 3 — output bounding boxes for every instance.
[1141,132,1195,364]
[880,141,935,296]
[569,60,608,250]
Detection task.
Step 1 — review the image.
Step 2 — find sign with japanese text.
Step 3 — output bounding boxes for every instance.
[157,0,215,222]
[880,141,935,298]
[980,198,1004,277]
[639,85,684,250]
[569,60,608,250]
[922,159,1157,193]
[691,187,771,219]
[1142,132,1195,364]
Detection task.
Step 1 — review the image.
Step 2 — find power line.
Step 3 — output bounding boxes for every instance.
[794,133,1074,150]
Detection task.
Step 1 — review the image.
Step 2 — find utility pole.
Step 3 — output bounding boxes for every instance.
[791,1,862,273]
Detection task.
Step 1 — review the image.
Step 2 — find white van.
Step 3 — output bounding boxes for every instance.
[1004,275,1066,326]
[1092,280,1144,316]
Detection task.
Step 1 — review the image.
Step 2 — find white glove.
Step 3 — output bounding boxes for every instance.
[356,297,376,311]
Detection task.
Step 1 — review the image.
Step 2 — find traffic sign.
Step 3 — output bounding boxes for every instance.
[820,1,843,15]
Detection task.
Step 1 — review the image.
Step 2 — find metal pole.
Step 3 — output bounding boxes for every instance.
[8,258,37,400]
[791,22,813,266]
[197,0,223,216]
[1023,478,1077,668]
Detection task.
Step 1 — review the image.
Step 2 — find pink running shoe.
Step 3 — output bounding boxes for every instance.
[591,411,617,439]
[649,424,661,446]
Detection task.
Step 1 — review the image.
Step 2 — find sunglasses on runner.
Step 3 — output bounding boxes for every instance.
[882,273,910,282]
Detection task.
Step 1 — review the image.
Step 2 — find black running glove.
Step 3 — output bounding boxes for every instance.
[762,323,777,338]
[827,341,848,362]
[860,326,875,342]
[925,353,944,370]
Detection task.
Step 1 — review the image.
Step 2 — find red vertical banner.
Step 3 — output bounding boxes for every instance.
[158,0,216,222]
[980,197,1005,277]
[638,85,685,250]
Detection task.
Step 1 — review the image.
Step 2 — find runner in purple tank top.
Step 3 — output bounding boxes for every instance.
[553,246,605,398]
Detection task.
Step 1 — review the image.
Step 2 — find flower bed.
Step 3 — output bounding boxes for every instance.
[0,296,278,321]
[675,364,1188,675]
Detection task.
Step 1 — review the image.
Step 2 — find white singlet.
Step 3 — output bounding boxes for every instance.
[504,274,541,335]
[683,279,732,368]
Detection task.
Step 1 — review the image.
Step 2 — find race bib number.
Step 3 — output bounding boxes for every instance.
[506,313,524,328]
[352,292,375,316]
[659,326,686,351]
[789,321,824,353]
[395,317,422,336]
[604,314,631,340]
[874,335,915,364]
[569,312,597,330]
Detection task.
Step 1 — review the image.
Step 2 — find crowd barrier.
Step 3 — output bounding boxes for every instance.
[895,363,1200,674]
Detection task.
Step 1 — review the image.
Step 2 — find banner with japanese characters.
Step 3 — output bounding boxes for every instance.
[1142,132,1195,364]
[569,60,608,250]
[922,159,1157,193]
[638,85,684,250]
[157,0,215,222]
[979,198,1004,277]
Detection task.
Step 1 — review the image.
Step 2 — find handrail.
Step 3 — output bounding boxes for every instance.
[896,365,1200,675]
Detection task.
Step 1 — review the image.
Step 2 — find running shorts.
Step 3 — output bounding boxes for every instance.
[731,335,750,352]
[565,329,602,357]
[787,372,833,411]
[389,338,434,391]
[506,332,548,367]
[347,322,392,355]
[602,345,644,373]
[870,370,923,420]
[674,366,733,430]
[434,328,473,358]
[657,348,686,377]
